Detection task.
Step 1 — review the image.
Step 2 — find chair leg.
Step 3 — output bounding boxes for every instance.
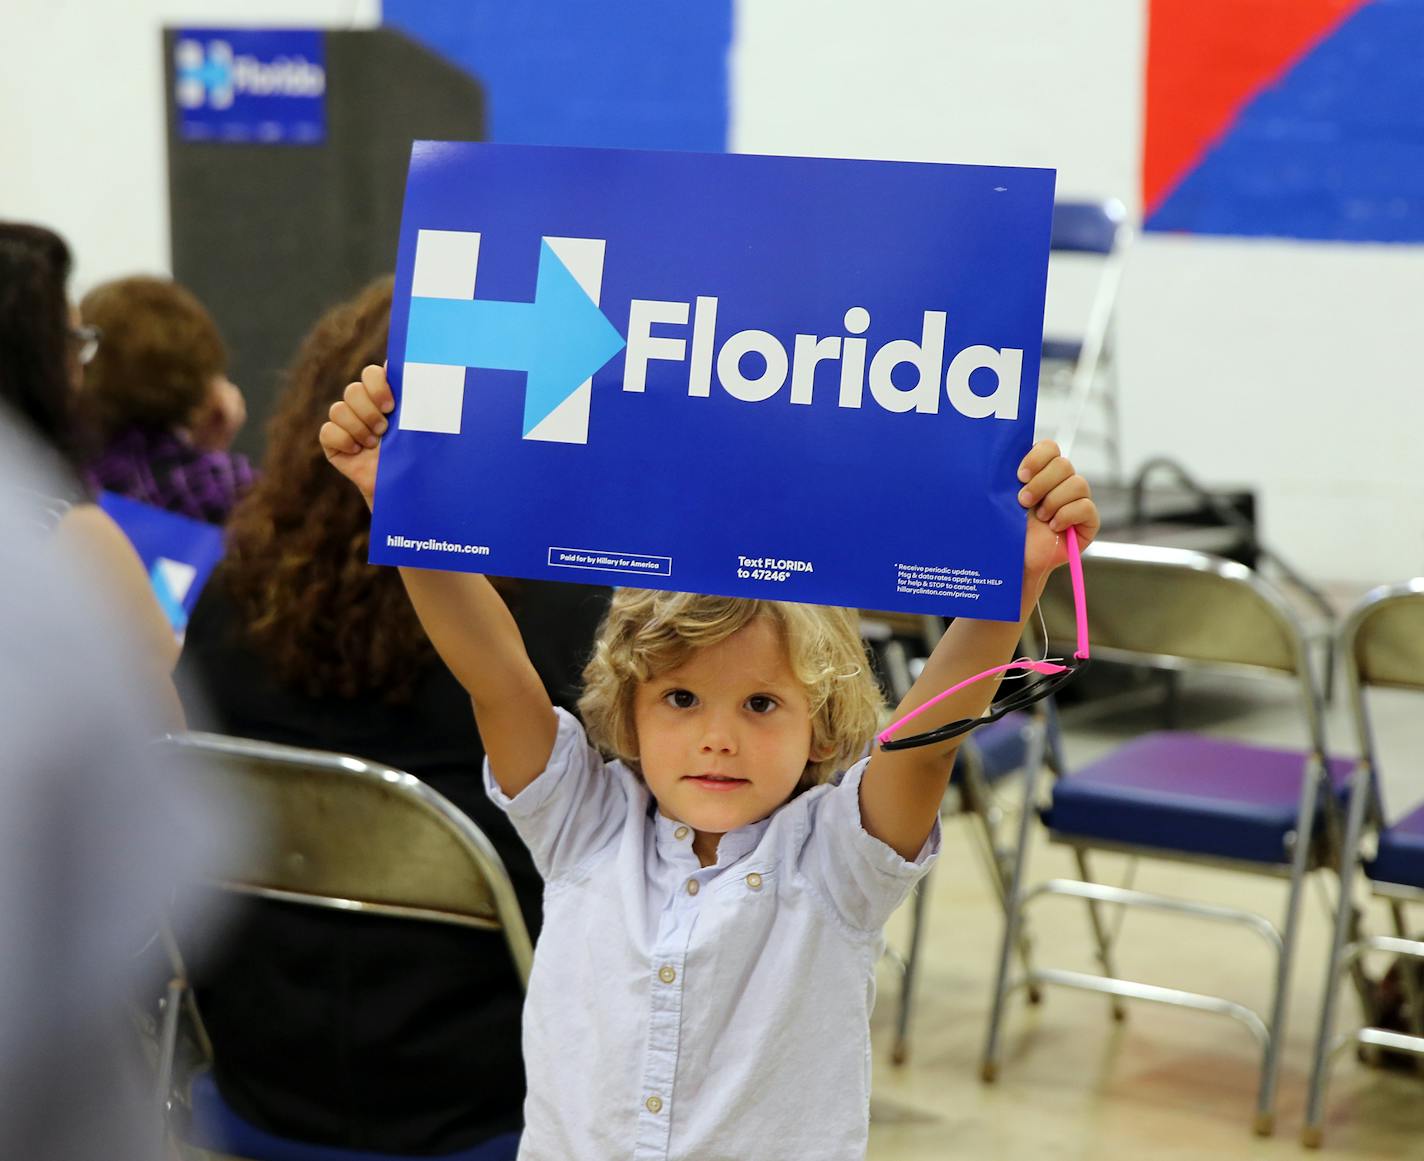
[1161,670,1181,729]
[1303,772,1370,1147]
[1102,351,1124,487]
[964,765,1042,1005]
[1072,847,1127,1022]
[1385,901,1424,1072]
[980,725,1048,1083]
[154,976,185,1131]
[1256,764,1323,1136]
[892,867,932,1065]
[1042,699,1067,777]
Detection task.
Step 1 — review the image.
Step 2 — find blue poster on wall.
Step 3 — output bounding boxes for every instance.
[173,28,326,145]
[370,142,1055,620]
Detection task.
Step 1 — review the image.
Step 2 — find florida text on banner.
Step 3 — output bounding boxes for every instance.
[369,142,1055,619]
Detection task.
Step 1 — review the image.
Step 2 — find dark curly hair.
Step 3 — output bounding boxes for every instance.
[79,275,228,440]
[218,276,441,702]
[0,222,80,468]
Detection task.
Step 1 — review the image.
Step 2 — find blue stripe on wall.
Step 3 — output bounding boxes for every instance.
[381,0,732,152]
[1147,0,1424,243]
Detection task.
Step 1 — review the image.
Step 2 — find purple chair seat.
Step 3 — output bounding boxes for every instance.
[1369,800,1424,890]
[1042,732,1353,865]
[1041,337,1084,365]
[185,1071,520,1161]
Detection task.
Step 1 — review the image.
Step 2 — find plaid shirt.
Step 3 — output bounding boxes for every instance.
[87,426,255,525]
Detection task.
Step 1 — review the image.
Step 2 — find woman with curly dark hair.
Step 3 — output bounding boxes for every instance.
[176,276,609,1156]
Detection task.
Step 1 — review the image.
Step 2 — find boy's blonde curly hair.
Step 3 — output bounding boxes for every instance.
[579,589,885,790]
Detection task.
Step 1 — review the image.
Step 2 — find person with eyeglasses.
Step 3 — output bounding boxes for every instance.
[79,275,255,525]
[0,220,184,729]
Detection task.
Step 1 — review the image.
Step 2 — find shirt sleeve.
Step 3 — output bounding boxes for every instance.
[483,707,629,883]
[797,757,941,934]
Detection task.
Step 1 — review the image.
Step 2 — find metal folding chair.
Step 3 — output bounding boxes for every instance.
[1304,581,1424,1147]
[152,732,533,1161]
[1040,198,1132,483]
[981,540,1350,1135]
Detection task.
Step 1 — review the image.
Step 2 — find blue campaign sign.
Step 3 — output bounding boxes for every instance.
[174,28,325,145]
[370,142,1056,620]
[98,492,226,634]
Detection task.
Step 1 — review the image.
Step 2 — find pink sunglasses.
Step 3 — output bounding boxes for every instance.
[877,527,1090,751]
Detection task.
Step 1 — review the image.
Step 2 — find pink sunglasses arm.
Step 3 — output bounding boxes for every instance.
[1065,525,1089,661]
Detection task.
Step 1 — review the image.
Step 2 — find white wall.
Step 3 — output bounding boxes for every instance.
[0,0,379,291]
[734,0,1424,586]
[4,0,1418,583]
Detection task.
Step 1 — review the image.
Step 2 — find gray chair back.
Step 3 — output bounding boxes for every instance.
[160,731,534,985]
[1343,580,1424,694]
[1038,540,1324,748]
[1339,580,1424,825]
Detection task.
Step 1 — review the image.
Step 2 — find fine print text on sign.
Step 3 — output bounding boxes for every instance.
[369,142,1055,619]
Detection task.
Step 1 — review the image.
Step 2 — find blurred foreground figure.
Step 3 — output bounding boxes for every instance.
[0,221,183,728]
[0,424,233,1161]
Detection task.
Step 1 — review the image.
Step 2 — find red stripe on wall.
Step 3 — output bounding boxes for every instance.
[1143,0,1366,219]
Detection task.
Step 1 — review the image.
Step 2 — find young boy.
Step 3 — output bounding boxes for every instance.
[321,364,1099,1160]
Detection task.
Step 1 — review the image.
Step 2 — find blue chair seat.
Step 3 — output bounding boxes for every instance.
[185,1071,520,1161]
[1042,732,1353,865]
[951,712,1032,786]
[1369,800,1424,890]
[1041,337,1083,365]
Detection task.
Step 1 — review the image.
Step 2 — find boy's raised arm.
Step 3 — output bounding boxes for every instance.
[320,364,557,796]
[859,441,1099,860]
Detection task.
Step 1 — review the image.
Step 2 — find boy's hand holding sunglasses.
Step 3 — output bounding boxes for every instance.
[877,440,1098,752]
[1019,438,1099,606]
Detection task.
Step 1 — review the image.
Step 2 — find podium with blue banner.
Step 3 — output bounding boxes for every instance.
[371,142,1055,621]
[99,492,226,634]
[165,27,487,461]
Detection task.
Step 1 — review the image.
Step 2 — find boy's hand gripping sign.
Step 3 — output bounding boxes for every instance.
[371,142,1056,620]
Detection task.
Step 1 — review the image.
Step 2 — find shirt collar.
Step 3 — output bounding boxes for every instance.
[652,807,771,868]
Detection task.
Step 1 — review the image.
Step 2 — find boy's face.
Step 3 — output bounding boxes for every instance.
[633,618,823,849]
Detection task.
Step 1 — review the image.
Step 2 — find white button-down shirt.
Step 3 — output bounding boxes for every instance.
[486,708,939,1161]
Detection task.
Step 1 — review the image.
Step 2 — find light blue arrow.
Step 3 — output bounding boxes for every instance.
[405,241,627,437]
[179,55,231,92]
[148,560,188,633]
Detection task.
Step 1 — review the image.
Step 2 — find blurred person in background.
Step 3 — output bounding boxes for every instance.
[0,418,232,1161]
[0,221,183,728]
[80,275,254,524]
[175,275,610,1156]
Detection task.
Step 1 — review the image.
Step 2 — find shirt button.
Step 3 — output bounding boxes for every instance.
[645,1095,663,1114]
[658,965,677,984]
[674,825,689,840]
[686,879,700,896]
[746,872,763,891]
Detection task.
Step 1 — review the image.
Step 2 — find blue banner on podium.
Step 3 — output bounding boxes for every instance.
[173,28,326,145]
[99,492,226,634]
[371,142,1055,619]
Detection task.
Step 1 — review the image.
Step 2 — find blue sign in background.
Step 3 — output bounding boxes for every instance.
[370,142,1055,620]
[99,492,226,633]
[174,28,326,145]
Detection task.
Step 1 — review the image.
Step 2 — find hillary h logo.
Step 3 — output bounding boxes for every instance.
[174,33,326,115]
[175,38,235,111]
[400,230,626,445]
